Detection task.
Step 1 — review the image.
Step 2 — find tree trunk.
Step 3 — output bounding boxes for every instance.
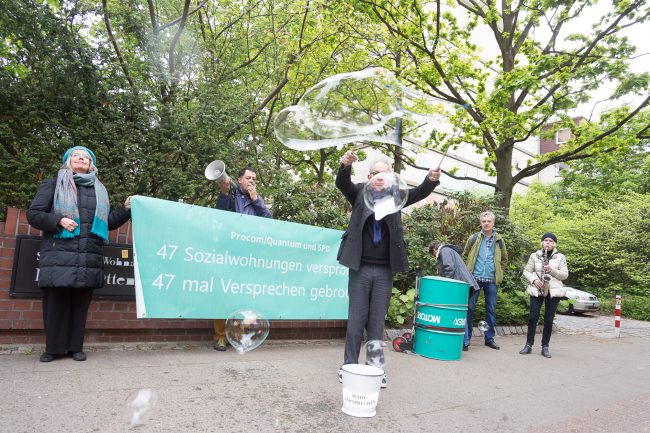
[494,145,515,214]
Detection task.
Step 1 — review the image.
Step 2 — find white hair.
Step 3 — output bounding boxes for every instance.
[480,211,495,221]
[368,156,392,172]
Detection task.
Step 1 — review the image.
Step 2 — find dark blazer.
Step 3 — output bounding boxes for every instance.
[26,178,131,289]
[335,164,439,275]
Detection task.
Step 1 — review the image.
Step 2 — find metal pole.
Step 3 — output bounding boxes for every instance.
[614,295,621,338]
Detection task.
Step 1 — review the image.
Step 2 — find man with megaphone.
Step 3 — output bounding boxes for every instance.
[211,166,272,351]
[215,166,272,218]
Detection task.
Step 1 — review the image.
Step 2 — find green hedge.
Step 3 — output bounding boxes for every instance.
[599,294,650,321]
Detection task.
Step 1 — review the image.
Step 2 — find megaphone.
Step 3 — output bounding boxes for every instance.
[204,160,228,181]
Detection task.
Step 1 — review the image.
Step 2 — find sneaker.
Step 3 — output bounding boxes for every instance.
[381,375,387,389]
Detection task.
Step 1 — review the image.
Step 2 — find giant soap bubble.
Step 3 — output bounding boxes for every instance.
[125,388,157,428]
[274,67,466,151]
[363,171,409,220]
[365,340,385,370]
[225,309,270,354]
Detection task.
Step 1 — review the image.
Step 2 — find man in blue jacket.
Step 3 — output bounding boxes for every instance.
[213,167,272,351]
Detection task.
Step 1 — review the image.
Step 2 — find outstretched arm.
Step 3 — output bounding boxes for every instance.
[335,151,358,204]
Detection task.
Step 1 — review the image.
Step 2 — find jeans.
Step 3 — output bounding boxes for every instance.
[464,280,498,345]
[526,295,561,347]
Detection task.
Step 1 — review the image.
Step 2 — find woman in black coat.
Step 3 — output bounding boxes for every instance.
[27,146,131,362]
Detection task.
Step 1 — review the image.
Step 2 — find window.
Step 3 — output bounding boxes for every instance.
[556,128,572,145]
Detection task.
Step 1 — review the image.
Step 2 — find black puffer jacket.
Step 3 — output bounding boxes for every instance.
[26,177,131,289]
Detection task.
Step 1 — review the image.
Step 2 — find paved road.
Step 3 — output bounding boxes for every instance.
[1,317,649,433]
[554,312,650,338]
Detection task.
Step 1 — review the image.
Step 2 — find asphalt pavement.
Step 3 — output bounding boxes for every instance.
[1,315,649,433]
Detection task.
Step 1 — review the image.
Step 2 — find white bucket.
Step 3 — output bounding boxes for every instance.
[340,364,384,418]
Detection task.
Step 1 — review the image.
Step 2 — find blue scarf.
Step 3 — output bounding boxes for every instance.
[52,169,110,242]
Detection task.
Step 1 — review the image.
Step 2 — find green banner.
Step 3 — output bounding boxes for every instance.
[131,196,349,319]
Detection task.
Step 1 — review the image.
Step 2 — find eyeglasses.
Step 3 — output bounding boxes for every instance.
[71,152,90,160]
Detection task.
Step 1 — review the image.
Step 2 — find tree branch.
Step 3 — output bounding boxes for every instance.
[157,0,209,32]
[102,0,137,92]
[168,0,191,86]
[514,95,650,182]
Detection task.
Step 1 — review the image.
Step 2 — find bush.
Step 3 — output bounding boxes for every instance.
[599,294,650,321]
[386,287,416,328]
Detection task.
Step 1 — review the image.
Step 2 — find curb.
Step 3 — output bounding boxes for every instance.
[386,324,557,341]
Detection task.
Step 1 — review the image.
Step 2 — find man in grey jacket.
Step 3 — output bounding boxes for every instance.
[336,150,440,388]
[428,240,479,299]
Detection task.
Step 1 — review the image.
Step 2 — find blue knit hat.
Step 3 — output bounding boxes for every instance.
[62,146,96,165]
[541,232,557,243]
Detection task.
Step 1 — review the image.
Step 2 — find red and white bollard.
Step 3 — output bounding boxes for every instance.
[614,295,621,338]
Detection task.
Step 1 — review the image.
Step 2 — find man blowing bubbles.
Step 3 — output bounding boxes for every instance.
[335,150,440,388]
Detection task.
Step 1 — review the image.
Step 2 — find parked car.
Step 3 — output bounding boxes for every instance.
[559,287,600,314]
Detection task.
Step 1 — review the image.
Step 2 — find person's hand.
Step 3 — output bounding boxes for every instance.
[246,183,258,201]
[533,279,544,289]
[217,177,231,195]
[59,217,78,232]
[341,151,357,167]
[427,167,441,182]
[124,196,132,209]
[543,264,552,273]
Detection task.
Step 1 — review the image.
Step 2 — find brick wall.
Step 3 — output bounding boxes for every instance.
[0,208,346,345]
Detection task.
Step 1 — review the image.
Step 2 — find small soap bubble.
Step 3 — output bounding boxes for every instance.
[365,340,385,370]
[126,388,156,428]
[363,172,408,220]
[225,309,270,354]
[274,67,466,151]
[478,320,489,332]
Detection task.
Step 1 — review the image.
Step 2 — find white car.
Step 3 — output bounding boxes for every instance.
[560,287,600,314]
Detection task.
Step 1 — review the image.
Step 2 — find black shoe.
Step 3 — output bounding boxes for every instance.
[485,340,500,350]
[541,346,551,358]
[462,345,469,352]
[519,344,532,355]
[71,351,87,361]
[39,353,55,363]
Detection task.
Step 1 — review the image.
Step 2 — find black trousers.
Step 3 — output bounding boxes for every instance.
[42,287,94,354]
[526,295,561,347]
[344,263,393,365]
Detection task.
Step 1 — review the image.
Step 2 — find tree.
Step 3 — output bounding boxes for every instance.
[0,0,135,214]
[351,0,649,212]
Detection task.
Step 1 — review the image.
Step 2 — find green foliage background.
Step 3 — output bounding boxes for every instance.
[1,0,648,325]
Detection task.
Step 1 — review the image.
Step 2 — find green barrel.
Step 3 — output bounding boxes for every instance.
[413,276,470,361]
[419,276,470,305]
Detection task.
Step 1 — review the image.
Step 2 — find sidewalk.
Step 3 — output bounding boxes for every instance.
[2,327,649,433]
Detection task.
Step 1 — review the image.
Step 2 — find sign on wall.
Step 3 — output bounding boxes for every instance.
[9,235,135,300]
[131,196,349,320]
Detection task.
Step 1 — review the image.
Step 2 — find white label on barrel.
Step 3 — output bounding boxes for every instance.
[416,311,441,324]
[453,318,466,326]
